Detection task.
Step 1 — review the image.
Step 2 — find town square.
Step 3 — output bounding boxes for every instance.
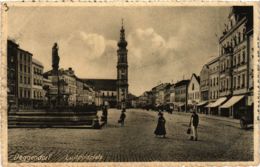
[6,5,255,163]
[8,109,253,162]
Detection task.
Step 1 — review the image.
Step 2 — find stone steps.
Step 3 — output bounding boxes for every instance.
[8,124,94,128]
[8,109,100,129]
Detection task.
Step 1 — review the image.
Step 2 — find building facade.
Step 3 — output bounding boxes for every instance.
[169,84,175,103]
[188,74,200,109]
[32,58,44,106]
[137,91,150,108]
[174,80,190,112]
[76,79,95,106]
[82,79,117,107]
[199,65,209,101]
[17,46,33,108]
[42,77,55,103]
[218,6,253,118]
[44,68,77,106]
[164,84,172,104]
[7,40,19,109]
[208,57,220,101]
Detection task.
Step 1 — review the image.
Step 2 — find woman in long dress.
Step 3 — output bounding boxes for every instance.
[154,112,166,138]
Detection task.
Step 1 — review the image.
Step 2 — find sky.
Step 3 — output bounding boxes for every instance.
[8,6,230,96]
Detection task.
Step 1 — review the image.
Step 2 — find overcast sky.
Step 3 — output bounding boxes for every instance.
[8,6,230,96]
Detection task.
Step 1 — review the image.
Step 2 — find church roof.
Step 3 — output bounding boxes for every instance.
[81,79,117,91]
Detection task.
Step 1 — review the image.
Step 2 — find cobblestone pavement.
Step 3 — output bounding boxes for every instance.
[8,109,253,162]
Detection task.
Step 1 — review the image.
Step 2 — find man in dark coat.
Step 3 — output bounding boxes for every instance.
[190,111,199,141]
[154,112,166,138]
[119,111,126,127]
[102,105,108,124]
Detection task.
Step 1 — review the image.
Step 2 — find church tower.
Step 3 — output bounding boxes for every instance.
[117,20,128,108]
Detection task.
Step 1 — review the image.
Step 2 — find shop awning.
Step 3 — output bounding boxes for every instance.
[174,102,185,107]
[220,95,244,108]
[206,97,227,108]
[179,103,185,107]
[196,101,208,107]
[205,102,214,108]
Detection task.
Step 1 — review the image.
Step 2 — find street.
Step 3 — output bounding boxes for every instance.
[8,109,253,162]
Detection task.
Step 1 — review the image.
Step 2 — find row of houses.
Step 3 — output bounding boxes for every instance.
[7,40,98,110]
[43,68,97,107]
[136,6,254,119]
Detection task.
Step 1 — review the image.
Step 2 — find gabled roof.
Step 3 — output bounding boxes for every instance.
[81,79,117,91]
[189,73,200,85]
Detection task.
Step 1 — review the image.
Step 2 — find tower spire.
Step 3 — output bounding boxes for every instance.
[118,19,127,48]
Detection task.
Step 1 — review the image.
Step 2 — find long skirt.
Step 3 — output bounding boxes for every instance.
[154,123,166,135]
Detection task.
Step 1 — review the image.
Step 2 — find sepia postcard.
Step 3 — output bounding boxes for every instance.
[0,1,259,167]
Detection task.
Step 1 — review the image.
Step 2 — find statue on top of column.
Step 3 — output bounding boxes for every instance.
[52,43,60,73]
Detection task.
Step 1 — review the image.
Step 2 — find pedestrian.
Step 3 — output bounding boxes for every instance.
[154,112,166,138]
[119,110,126,127]
[189,110,199,141]
[102,104,108,124]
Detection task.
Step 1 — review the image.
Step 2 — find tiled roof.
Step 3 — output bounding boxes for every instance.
[174,80,190,87]
[81,79,117,91]
[32,58,43,67]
